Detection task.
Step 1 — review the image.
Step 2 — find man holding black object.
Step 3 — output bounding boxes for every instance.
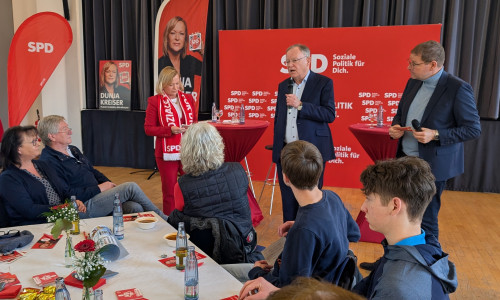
[272,44,336,222]
[389,40,481,240]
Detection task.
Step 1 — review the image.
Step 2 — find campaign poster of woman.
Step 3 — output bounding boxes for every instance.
[155,0,209,113]
[98,60,132,110]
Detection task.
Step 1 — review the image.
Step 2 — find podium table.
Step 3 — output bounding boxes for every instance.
[211,120,269,227]
[349,123,398,243]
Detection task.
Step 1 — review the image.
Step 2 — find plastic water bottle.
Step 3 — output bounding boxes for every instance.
[55,277,71,300]
[211,102,217,123]
[184,246,199,300]
[176,222,188,270]
[113,193,124,240]
[376,104,384,127]
[239,103,245,124]
[69,195,80,235]
[94,289,103,300]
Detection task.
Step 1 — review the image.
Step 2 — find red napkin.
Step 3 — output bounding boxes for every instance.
[0,285,22,299]
[64,273,106,289]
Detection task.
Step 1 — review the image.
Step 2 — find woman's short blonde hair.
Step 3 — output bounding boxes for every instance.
[180,123,224,176]
[156,66,183,95]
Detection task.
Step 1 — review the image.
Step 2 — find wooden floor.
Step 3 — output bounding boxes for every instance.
[97,166,500,299]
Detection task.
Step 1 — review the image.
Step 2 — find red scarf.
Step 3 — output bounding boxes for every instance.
[158,91,194,160]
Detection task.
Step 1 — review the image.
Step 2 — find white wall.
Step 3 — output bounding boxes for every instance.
[8,0,85,148]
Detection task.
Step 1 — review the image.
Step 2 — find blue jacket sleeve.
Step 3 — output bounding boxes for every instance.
[0,172,51,221]
[439,83,481,145]
[345,206,361,242]
[277,228,319,287]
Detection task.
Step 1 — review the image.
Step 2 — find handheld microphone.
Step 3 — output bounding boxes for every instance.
[411,119,422,132]
[287,78,294,94]
[287,78,294,109]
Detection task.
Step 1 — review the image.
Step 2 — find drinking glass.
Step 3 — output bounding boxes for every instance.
[217,109,224,122]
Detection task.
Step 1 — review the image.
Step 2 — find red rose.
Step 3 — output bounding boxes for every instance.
[75,239,96,252]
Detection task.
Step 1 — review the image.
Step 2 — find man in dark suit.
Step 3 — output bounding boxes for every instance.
[389,40,481,239]
[272,44,336,222]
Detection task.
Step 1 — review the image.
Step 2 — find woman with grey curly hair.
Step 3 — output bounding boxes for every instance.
[168,122,263,264]
[179,122,224,177]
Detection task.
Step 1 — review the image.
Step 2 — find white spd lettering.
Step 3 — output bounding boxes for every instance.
[166,145,181,151]
[27,42,54,53]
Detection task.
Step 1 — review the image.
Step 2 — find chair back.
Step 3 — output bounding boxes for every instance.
[337,249,362,290]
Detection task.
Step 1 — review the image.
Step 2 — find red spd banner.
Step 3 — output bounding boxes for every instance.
[8,12,72,126]
[220,25,441,188]
[155,0,209,115]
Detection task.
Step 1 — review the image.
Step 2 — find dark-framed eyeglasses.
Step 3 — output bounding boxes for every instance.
[408,59,427,68]
[23,137,40,146]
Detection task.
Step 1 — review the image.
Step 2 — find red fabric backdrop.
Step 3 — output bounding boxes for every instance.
[219,25,441,188]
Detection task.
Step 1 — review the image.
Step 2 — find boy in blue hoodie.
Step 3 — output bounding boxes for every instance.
[353,156,457,299]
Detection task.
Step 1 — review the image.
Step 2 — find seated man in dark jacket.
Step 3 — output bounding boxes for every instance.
[352,157,457,299]
[224,140,360,286]
[168,122,262,264]
[37,115,167,221]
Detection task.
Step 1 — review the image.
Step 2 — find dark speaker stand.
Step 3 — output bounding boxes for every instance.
[129,162,158,180]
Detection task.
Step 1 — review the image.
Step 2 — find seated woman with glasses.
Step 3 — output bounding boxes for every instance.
[168,122,263,264]
[0,126,85,227]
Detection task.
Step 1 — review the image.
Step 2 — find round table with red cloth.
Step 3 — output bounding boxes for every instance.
[210,120,270,162]
[348,123,398,162]
[349,123,398,243]
[210,120,270,227]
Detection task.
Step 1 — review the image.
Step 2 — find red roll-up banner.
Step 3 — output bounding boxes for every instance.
[155,0,209,116]
[7,12,72,127]
[220,25,441,188]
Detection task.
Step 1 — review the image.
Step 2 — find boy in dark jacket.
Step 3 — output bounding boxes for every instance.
[353,156,457,299]
[225,140,360,286]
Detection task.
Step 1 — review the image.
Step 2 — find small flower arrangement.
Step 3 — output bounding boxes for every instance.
[42,201,79,238]
[73,239,106,298]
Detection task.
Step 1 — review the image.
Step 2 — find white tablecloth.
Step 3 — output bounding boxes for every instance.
[3,212,242,299]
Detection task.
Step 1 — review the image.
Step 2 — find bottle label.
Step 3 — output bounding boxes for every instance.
[185,282,199,299]
[176,247,187,270]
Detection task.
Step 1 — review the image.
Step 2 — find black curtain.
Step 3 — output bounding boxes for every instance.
[82,0,163,110]
[82,0,500,119]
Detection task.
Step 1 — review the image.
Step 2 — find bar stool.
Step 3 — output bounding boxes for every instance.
[258,145,278,215]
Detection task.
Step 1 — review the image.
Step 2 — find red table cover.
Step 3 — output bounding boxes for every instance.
[349,123,398,243]
[348,123,398,162]
[211,120,269,227]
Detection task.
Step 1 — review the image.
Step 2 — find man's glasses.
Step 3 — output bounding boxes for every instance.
[285,56,307,65]
[58,127,72,134]
[408,59,426,68]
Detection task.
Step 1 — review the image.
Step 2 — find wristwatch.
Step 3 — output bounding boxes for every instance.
[297,102,303,111]
[434,130,439,140]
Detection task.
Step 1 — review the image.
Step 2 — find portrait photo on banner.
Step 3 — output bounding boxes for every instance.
[155,0,209,112]
[98,60,132,110]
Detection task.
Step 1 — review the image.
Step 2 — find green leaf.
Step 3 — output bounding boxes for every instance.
[50,219,73,238]
[83,266,106,288]
[51,219,64,238]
